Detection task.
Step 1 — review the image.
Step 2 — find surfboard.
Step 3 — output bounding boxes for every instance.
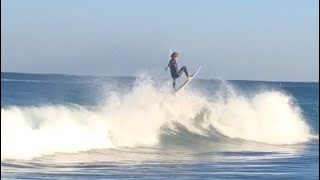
[174,65,201,93]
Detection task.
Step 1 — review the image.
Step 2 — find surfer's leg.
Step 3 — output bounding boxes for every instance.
[172,78,176,90]
[178,66,189,77]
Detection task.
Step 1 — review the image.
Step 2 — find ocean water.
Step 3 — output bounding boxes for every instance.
[1,72,319,180]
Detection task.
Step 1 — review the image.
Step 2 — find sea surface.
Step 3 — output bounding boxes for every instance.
[1,72,319,180]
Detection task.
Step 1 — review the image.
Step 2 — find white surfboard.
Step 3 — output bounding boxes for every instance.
[174,65,201,93]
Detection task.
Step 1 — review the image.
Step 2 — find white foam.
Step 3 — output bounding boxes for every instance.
[1,106,114,160]
[208,91,312,144]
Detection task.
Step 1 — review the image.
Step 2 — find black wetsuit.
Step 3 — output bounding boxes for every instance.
[167,59,189,90]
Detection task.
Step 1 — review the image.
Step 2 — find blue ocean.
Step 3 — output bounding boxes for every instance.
[1,72,319,180]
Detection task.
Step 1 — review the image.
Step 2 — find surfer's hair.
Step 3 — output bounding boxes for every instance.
[171,52,179,59]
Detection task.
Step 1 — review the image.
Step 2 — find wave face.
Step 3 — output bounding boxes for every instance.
[1,76,315,160]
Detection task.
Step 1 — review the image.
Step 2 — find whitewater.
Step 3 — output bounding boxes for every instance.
[1,75,315,160]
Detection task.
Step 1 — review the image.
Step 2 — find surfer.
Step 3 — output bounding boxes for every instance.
[165,52,192,90]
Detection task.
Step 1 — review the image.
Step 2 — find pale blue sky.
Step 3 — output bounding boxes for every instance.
[1,0,319,81]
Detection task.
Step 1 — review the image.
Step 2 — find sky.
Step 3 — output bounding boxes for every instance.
[1,0,319,81]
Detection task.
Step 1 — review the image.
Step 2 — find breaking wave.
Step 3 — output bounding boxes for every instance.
[1,76,314,160]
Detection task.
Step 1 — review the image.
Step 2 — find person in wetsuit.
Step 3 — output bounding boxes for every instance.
[165,52,192,90]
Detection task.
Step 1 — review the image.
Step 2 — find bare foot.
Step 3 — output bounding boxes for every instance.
[188,76,193,81]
